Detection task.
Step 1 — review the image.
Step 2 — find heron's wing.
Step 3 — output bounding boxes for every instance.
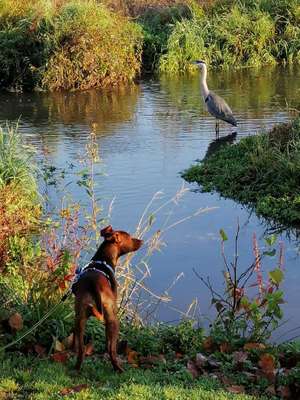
[206,92,237,126]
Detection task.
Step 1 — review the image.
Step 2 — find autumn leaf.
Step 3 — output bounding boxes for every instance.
[244,342,266,351]
[51,351,69,363]
[258,353,276,382]
[85,342,94,356]
[127,350,139,368]
[60,384,88,396]
[227,385,245,394]
[220,342,231,353]
[63,333,74,350]
[54,339,65,352]
[187,360,200,379]
[202,336,214,353]
[8,313,23,331]
[34,344,46,357]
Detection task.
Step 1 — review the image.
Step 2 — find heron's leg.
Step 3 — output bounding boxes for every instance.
[215,120,220,139]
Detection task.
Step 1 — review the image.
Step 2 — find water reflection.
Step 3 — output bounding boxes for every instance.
[0,66,299,339]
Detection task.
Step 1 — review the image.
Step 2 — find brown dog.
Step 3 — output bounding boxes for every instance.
[72,225,143,372]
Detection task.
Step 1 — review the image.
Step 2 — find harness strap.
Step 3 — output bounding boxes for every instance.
[71,260,115,293]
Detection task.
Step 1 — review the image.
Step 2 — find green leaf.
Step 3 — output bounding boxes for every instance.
[268,268,284,286]
[263,249,276,257]
[265,234,277,246]
[219,229,228,241]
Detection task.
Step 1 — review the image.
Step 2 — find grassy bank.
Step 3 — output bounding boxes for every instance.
[0,0,142,91]
[182,118,300,229]
[1,0,300,90]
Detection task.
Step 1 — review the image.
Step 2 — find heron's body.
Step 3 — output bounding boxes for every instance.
[195,60,237,136]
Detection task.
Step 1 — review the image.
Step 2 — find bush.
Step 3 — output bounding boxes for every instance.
[159,0,300,73]
[0,0,143,91]
[182,118,300,228]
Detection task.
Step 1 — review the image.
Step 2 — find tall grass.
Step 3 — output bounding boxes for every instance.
[160,0,300,73]
[0,0,142,91]
[0,124,37,196]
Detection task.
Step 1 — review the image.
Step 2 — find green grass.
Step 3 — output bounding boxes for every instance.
[182,118,300,228]
[0,0,142,91]
[0,353,257,400]
[159,0,300,73]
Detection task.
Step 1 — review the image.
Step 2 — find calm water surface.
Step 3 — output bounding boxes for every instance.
[1,65,300,340]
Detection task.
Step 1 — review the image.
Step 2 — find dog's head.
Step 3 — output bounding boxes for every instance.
[100,225,143,255]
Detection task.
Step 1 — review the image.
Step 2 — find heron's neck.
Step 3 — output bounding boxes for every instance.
[200,66,209,99]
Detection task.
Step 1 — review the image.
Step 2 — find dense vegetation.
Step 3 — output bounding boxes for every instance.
[1,0,300,90]
[182,118,300,229]
[0,0,142,91]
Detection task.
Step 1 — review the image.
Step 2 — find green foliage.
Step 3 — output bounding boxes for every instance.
[182,117,300,228]
[121,320,204,356]
[0,0,142,91]
[159,0,300,73]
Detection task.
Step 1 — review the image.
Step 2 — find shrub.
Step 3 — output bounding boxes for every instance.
[0,0,143,91]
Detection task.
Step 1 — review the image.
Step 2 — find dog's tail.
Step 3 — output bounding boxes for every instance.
[91,282,103,315]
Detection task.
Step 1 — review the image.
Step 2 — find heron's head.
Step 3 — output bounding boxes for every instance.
[192,60,206,69]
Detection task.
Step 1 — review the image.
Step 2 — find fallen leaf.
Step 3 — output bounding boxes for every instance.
[187,360,200,379]
[277,385,292,399]
[220,342,231,353]
[34,344,46,357]
[63,333,74,350]
[8,313,23,331]
[227,385,245,394]
[54,339,65,352]
[51,351,69,363]
[85,342,94,356]
[233,351,248,364]
[60,384,88,396]
[244,342,266,351]
[139,354,166,368]
[202,336,214,353]
[127,350,139,368]
[258,353,276,382]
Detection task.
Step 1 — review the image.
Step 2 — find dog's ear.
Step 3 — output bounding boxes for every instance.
[100,225,114,238]
[102,231,121,244]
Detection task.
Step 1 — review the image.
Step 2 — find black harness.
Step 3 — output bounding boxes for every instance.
[71,260,116,294]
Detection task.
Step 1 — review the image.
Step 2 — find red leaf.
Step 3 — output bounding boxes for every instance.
[244,342,266,351]
[127,350,139,368]
[51,351,69,363]
[85,342,94,356]
[258,353,276,382]
[34,344,46,357]
[8,313,23,331]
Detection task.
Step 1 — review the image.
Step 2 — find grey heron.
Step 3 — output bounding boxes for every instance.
[193,60,237,138]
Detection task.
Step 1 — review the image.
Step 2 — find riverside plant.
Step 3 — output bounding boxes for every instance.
[0,121,215,350]
[195,225,285,348]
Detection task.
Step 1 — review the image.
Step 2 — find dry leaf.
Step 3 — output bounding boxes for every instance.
[244,342,266,351]
[220,342,231,353]
[127,350,139,368]
[202,336,214,353]
[8,313,23,331]
[60,384,88,396]
[187,360,200,379]
[277,385,292,399]
[85,342,94,356]
[258,353,276,382]
[51,351,69,363]
[34,344,46,357]
[227,385,245,394]
[54,339,65,352]
[63,333,74,350]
